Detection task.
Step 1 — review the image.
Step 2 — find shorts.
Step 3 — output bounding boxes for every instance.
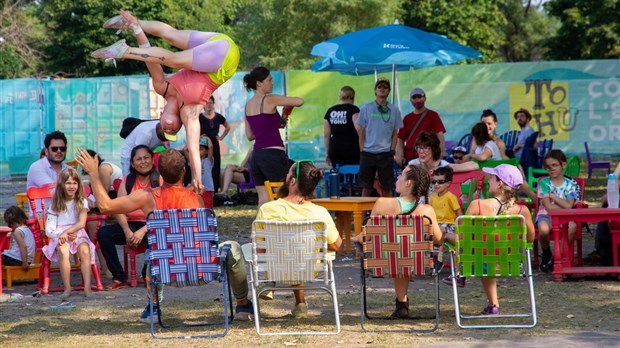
[438,223,455,234]
[188,32,240,85]
[166,69,220,106]
[536,215,551,225]
[2,254,25,266]
[250,148,288,186]
[358,151,394,190]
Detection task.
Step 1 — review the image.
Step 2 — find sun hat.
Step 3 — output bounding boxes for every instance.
[482,164,523,189]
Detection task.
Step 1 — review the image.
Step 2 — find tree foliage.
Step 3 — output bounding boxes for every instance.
[4,0,618,78]
[544,0,620,60]
[0,0,45,78]
[231,0,404,70]
[400,0,505,63]
[498,0,560,61]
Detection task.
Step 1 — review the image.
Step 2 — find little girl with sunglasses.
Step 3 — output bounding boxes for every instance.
[42,168,96,300]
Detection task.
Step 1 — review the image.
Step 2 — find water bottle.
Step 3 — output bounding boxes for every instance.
[329,168,340,199]
[607,174,619,208]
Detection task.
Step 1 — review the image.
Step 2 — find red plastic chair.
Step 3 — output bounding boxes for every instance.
[27,184,104,294]
[124,244,147,287]
[110,178,147,287]
[532,177,586,267]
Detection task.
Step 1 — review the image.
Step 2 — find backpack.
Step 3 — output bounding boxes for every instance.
[120,117,155,139]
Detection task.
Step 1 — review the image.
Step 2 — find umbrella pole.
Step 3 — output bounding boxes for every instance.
[283,70,288,156]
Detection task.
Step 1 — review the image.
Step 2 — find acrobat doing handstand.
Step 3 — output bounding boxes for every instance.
[92,10,239,193]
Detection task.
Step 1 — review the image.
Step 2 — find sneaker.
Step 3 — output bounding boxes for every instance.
[442,276,466,288]
[539,251,554,273]
[235,300,253,321]
[103,14,130,32]
[482,304,500,315]
[291,302,308,318]
[139,304,160,322]
[91,39,130,67]
[389,298,409,319]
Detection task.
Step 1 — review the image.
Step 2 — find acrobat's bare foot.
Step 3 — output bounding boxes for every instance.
[83,289,92,298]
[60,289,72,300]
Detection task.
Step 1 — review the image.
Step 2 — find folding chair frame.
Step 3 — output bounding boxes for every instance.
[449,215,537,329]
[246,220,340,336]
[146,208,232,339]
[360,214,439,333]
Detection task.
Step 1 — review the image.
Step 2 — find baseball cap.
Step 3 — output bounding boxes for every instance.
[199,137,209,148]
[482,164,523,189]
[452,146,467,154]
[410,88,425,98]
[375,77,390,89]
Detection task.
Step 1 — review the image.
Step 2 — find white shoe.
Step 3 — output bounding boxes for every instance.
[91,39,129,67]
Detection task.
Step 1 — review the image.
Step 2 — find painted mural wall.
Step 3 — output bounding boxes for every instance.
[0,60,617,175]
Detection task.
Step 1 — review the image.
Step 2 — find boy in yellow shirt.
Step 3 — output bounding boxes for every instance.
[429,167,464,286]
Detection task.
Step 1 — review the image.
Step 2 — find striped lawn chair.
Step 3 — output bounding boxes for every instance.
[244,220,340,336]
[449,215,537,329]
[146,208,231,339]
[360,214,439,332]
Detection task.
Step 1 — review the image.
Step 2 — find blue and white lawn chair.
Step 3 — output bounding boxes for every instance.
[146,208,232,339]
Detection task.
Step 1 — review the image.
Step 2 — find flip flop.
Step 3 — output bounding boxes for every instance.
[49,301,76,310]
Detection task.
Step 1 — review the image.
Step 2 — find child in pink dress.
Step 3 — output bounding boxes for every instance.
[42,168,96,300]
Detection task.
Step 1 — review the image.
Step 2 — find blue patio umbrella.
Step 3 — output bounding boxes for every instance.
[311,21,482,103]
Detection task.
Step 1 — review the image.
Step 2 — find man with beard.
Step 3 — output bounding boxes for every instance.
[255,161,342,318]
[27,131,70,189]
[27,131,71,213]
[510,108,535,159]
[396,87,447,164]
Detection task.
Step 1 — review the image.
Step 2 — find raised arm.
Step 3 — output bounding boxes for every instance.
[76,148,154,215]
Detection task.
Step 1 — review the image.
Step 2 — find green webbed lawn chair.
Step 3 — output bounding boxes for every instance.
[448,215,537,329]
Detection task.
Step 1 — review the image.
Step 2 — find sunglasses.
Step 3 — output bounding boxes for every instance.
[50,146,67,152]
[431,180,448,185]
[411,94,424,99]
[453,156,463,160]
[376,84,390,90]
[295,160,314,183]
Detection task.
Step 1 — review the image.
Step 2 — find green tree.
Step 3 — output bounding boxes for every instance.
[400,0,505,63]
[498,0,559,61]
[0,0,45,78]
[231,0,404,70]
[544,0,620,60]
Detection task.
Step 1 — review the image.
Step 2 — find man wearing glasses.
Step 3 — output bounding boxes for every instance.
[27,130,71,190]
[355,77,403,197]
[396,87,447,165]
